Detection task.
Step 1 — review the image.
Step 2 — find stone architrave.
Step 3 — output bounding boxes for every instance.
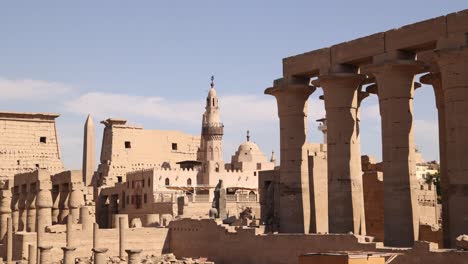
[314,67,366,235]
[265,77,315,233]
[363,51,425,247]
[435,37,468,247]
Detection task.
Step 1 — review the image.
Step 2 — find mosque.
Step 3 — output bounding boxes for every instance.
[94,77,276,227]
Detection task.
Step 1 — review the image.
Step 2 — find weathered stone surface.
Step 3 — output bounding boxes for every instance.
[456,235,468,250]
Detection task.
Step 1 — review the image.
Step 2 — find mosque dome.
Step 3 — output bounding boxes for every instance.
[232,130,269,164]
[237,141,261,154]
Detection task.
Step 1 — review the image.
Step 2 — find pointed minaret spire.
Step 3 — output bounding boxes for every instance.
[82,114,95,186]
[270,150,276,164]
[246,130,250,142]
[210,75,215,88]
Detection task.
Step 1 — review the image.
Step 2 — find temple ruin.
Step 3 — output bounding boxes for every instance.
[0,9,467,264]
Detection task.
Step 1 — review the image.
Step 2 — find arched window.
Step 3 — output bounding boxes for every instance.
[215,163,220,172]
[212,98,215,106]
[215,147,219,159]
[165,178,170,186]
[187,178,192,186]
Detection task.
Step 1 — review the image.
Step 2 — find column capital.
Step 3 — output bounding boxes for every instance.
[92,248,108,253]
[313,73,365,109]
[265,77,316,118]
[125,249,142,254]
[61,246,76,251]
[265,77,315,97]
[434,38,468,90]
[38,245,53,251]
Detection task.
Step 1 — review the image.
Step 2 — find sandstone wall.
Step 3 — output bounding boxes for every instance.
[9,226,169,262]
[97,119,200,185]
[0,112,64,180]
[169,219,377,264]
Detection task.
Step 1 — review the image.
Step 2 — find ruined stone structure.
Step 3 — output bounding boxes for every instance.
[0,9,468,264]
[266,9,468,249]
[95,119,201,187]
[96,80,275,228]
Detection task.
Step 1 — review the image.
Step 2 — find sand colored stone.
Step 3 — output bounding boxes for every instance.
[265,77,315,233]
[313,66,366,235]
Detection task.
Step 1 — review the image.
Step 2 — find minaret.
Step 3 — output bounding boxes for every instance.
[197,76,224,185]
[317,118,327,144]
[270,150,276,165]
[82,114,95,186]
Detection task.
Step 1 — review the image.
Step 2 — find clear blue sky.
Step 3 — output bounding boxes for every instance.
[0,1,466,169]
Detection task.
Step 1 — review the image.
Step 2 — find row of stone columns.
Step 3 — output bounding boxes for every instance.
[268,36,468,248]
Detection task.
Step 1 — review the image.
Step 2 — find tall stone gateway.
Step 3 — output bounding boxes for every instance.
[82,114,95,186]
[265,77,315,233]
[0,112,64,180]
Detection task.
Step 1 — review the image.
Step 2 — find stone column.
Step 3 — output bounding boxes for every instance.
[93,223,100,249]
[434,37,468,247]
[420,71,449,245]
[28,244,37,264]
[0,189,12,243]
[11,188,19,232]
[66,215,73,247]
[6,217,12,264]
[92,248,108,264]
[58,184,70,224]
[38,246,52,264]
[119,216,126,259]
[61,247,76,264]
[68,183,84,224]
[18,186,27,231]
[125,249,142,264]
[80,206,92,231]
[265,77,315,233]
[363,51,425,247]
[26,186,37,232]
[36,181,53,247]
[314,67,366,234]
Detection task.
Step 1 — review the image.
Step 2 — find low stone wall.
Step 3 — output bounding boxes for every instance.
[5,225,170,262]
[168,219,378,264]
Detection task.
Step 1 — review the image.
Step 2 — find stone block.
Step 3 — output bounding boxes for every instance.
[331,33,384,65]
[447,9,468,36]
[456,234,468,250]
[385,16,446,51]
[282,48,330,77]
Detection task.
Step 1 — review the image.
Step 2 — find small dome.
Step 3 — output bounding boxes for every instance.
[238,141,260,153]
